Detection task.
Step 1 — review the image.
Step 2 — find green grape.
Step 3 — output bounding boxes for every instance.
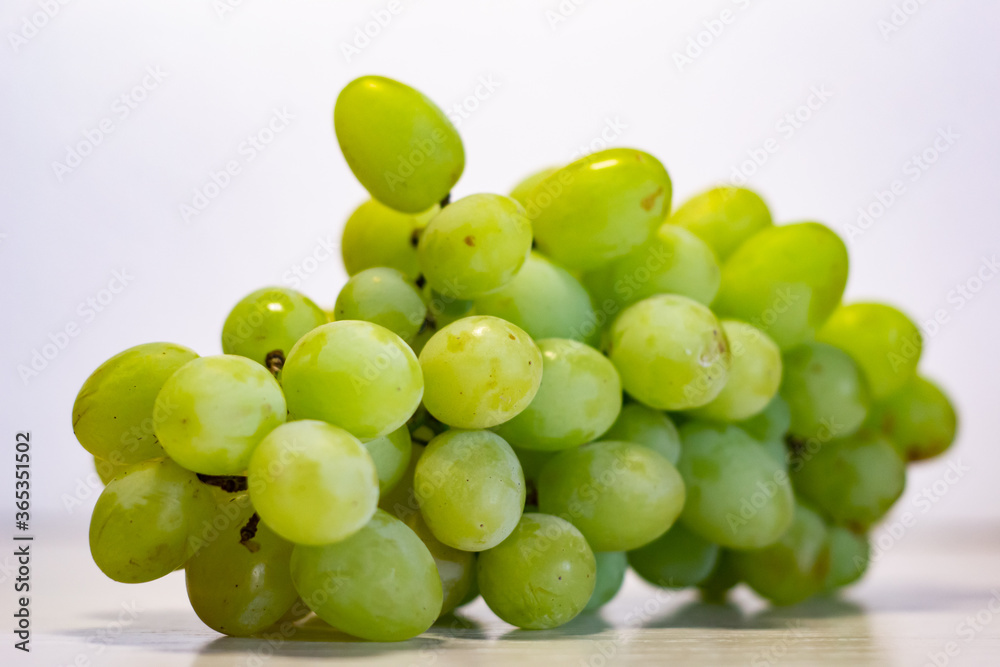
[676,422,794,550]
[713,222,849,349]
[584,551,627,612]
[477,513,596,630]
[731,504,830,606]
[689,320,782,422]
[668,186,772,260]
[602,403,682,465]
[757,439,789,469]
[222,287,328,368]
[153,355,286,476]
[824,526,869,591]
[282,321,423,439]
[414,429,525,551]
[781,342,870,443]
[419,316,542,428]
[865,375,957,461]
[400,511,475,616]
[457,569,480,608]
[538,440,685,552]
[341,199,438,280]
[583,224,720,309]
[627,521,720,588]
[698,549,741,604]
[607,294,730,410]
[494,339,622,451]
[291,509,442,641]
[361,425,412,496]
[248,420,379,545]
[512,446,559,483]
[334,75,464,213]
[816,302,923,400]
[73,342,199,464]
[423,285,474,328]
[474,252,599,345]
[737,394,791,444]
[186,502,298,637]
[510,167,558,206]
[524,148,672,271]
[417,193,532,299]
[379,442,425,520]
[89,458,216,583]
[93,456,131,485]
[334,267,426,341]
[791,431,905,530]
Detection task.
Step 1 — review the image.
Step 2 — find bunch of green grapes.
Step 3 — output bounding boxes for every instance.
[71,74,958,643]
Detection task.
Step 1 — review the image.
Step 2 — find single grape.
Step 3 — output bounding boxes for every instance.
[865,375,957,461]
[713,222,848,349]
[73,342,199,464]
[627,521,720,588]
[676,422,794,550]
[509,167,558,206]
[89,458,216,583]
[400,510,475,616]
[153,355,286,476]
[474,252,599,345]
[584,551,628,612]
[781,342,870,443]
[477,513,596,629]
[697,549,741,604]
[538,440,685,552]
[281,321,423,439]
[419,316,542,428]
[334,267,426,342]
[731,503,830,606]
[334,75,464,213]
[824,525,870,591]
[607,294,730,410]
[583,224,720,309]
[524,148,672,270]
[417,193,532,299]
[379,441,425,520]
[494,339,622,451]
[360,424,412,496]
[414,429,525,551]
[602,403,682,465]
[689,320,782,422]
[668,186,772,260]
[222,287,328,368]
[248,420,379,545]
[341,199,438,280]
[291,510,442,641]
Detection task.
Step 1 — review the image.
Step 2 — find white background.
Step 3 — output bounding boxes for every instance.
[1,0,998,539]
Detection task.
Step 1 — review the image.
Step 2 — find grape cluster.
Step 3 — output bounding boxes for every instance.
[74,75,958,640]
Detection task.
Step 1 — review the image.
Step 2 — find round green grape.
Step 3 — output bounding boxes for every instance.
[584,551,628,612]
[379,441,425,520]
[865,375,957,461]
[781,342,870,443]
[222,287,328,368]
[627,521,720,589]
[668,186,772,260]
[361,424,412,496]
[401,510,475,616]
[602,402,681,465]
[341,199,438,280]
[334,267,426,341]
[824,525,870,591]
[698,549,741,604]
[510,167,558,206]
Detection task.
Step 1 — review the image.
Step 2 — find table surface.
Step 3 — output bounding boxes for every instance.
[17,520,1000,666]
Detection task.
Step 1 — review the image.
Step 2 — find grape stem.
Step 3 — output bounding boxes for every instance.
[265,350,285,377]
[439,192,451,208]
[240,513,261,553]
[196,474,248,493]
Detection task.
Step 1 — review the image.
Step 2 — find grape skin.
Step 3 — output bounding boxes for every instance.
[341,199,438,280]
[781,342,871,443]
[668,186,772,261]
[627,521,720,589]
[222,287,328,368]
[602,403,682,465]
[864,375,957,461]
[334,267,426,342]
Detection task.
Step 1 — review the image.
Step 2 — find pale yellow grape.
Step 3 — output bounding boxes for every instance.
[334,267,426,342]
[401,510,475,616]
[341,199,438,280]
[668,186,772,260]
[221,287,328,368]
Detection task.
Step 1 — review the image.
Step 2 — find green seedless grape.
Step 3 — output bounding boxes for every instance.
[602,402,682,465]
[677,422,794,550]
[584,224,721,309]
[248,421,379,545]
[89,458,216,583]
[781,342,870,443]
[494,339,622,451]
[824,525,870,591]
[419,316,542,428]
[698,550,741,604]
[379,441,424,519]
[222,287,328,368]
[510,167,558,206]
[474,252,599,345]
[816,302,923,400]
[282,321,423,439]
[361,424,412,495]
[334,75,464,213]
[627,521,720,588]
[792,431,905,530]
[690,320,782,422]
[341,199,438,280]
[584,551,628,612]
[417,193,533,299]
[713,222,849,349]
[334,267,426,342]
[525,148,672,271]
[291,510,442,641]
[478,513,596,629]
[731,503,830,606]
[73,342,199,464]
[414,430,525,551]
[865,375,957,461]
[538,440,686,552]
[401,511,475,616]
[668,186,772,260]
[153,355,286,476]
[607,295,730,410]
